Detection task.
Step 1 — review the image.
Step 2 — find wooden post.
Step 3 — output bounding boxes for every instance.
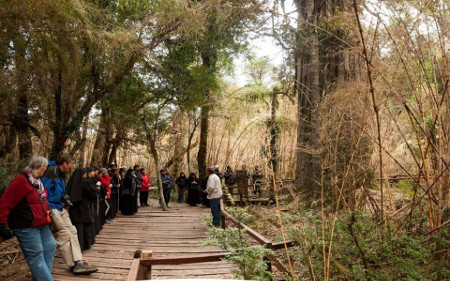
[221,212,226,229]
[127,250,142,281]
[236,170,249,206]
[264,256,273,281]
[141,250,153,279]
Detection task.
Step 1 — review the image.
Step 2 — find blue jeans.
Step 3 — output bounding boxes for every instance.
[14,225,57,281]
[210,198,221,226]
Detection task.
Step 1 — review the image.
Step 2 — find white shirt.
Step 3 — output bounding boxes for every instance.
[206,173,222,199]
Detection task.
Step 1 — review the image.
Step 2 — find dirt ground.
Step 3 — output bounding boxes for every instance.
[0,237,32,281]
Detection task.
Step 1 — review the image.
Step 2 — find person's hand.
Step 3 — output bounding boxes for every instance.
[117,184,120,187]
[0,224,13,240]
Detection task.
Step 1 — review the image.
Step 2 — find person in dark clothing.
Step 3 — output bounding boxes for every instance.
[252,166,264,198]
[133,165,142,207]
[175,172,188,203]
[201,176,210,207]
[118,167,126,211]
[110,169,121,217]
[187,173,201,206]
[160,169,173,207]
[90,167,102,235]
[121,169,137,215]
[66,168,96,251]
[224,166,237,195]
[86,168,98,246]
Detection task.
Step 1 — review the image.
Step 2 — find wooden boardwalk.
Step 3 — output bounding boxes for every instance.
[51,199,235,280]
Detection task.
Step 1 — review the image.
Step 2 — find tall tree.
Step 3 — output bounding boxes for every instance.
[195,0,264,179]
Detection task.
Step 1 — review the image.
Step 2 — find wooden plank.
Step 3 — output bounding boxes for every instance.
[126,254,142,281]
[269,241,294,250]
[141,252,232,266]
[222,210,272,246]
[265,254,289,275]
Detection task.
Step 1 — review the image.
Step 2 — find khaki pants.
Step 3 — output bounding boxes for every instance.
[51,208,83,267]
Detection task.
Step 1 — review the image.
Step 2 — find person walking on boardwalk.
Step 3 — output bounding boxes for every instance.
[204,168,223,227]
[187,172,201,206]
[41,154,98,275]
[0,155,57,281]
[175,172,188,203]
[140,168,151,207]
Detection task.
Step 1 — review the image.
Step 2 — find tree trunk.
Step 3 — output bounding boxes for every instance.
[186,111,199,171]
[149,135,169,211]
[13,30,32,159]
[91,106,112,166]
[268,89,279,200]
[79,115,90,167]
[197,101,210,180]
[50,64,66,159]
[294,0,321,192]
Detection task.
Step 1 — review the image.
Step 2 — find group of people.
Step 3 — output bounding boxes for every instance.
[211,164,264,197]
[0,153,265,281]
[169,164,265,227]
[0,155,154,281]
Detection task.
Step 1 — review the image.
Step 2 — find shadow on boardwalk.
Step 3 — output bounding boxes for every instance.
[51,198,235,280]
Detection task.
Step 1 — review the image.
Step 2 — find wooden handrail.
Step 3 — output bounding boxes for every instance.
[221,210,272,246]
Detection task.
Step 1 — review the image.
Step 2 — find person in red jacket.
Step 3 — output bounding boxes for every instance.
[0,155,57,281]
[140,168,151,207]
[99,168,114,224]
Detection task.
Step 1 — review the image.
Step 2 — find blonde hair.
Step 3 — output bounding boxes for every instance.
[23,155,48,177]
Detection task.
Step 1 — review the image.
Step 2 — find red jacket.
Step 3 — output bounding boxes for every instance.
[141,173,151,192]
[100,174,111,199]
[0,174,51,229]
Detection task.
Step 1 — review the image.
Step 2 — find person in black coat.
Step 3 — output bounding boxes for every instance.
[66,168,97,251]
[175,172,188,203]
[121,169,137,215]
[187,173,201,206]
[110,169,120,219]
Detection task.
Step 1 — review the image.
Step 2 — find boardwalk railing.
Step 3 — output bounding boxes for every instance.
[127,210,294,281]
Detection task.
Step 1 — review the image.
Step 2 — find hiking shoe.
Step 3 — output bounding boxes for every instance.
[72,263,98,275]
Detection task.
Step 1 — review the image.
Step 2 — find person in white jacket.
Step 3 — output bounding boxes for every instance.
[204,168,223,227]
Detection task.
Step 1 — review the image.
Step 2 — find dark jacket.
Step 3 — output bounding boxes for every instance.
[134,170,142,189]
[161,174,173,189]
[69,178,97,224]
[224,169,236,186]
[175,176,187,188]
[0,174,51,229]
[41,161,66,210]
